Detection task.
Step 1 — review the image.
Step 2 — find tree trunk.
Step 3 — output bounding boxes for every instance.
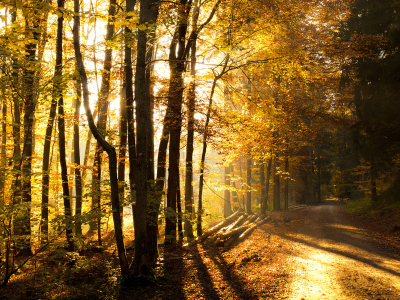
[19,12,42,256]
[0,91,6,201]
[124,0,138,234]
[54,0,74,251]
[165,0,192,245]
[74,70,83,238]
[231,163,239,210]
[131,0,159,277]
[73,0,129,275]
[145,27,158,262]
[91,0,117,244]
[177,172,183,241]
[317,147,321,203]
[261,157,272,214]
[198,55,229,236]
[273,156,280,211]
[184,0,200,240]
[246,157,252,214]
[260,161,265,213]
[224,164,233,217]
[118,86,127,228]
[309,147,314,203]
[284,153,289,210]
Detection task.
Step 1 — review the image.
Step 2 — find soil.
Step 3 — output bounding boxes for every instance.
[1,201,399,299]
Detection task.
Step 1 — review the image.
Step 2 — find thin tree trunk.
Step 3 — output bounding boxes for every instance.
[198,55,229,235]
[73,0,129,275]
[284,152,289,210]
[231,163,239,210]
[224,164,233,217]
[54,0,74,251]
[74,70,83,238]
[0,10,7,202]
[177,171,183,240]
[317,147,321,203]
[118,86,127,228]
[0,92,6,201]
[91,0,117,244]
[246,157,252,214]
[309,147,314,203]
[261,157,272,214]
[260,161,265,213]
[184,0,200,240]
[125,0,138,234]
[239,157,245,210]
[273,156,280,211]
[145,19,159,265]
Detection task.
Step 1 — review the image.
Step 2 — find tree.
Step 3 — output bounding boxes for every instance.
[130,0,159,277]
[73,0,129,275]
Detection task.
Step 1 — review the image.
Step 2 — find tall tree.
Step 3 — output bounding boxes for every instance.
[73,0,129,275]
[246,157,252,214]
[131,0,159,277]
[19,1,45,256]
[184,0,200,240]
[54,0,74,251]
[73,72,83,238]
[91,0,117,244]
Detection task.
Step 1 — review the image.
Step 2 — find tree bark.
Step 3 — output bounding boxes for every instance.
[198,55,229,236]
[260,161,265,213]
[224,164,233,217]
[131,0,159,277]
[145,16,159,265]
[73,0,129,275]
[273,156,280,211]
[19,11,42,256]
[73,70,83,238]
[184,0,200,240]
[118,87,127,228]
[91,0,117,244]
[261,157,272,214]
[125,0,138,233]
[0,91,6,201]
[177,172,183,241]
[54,0,74,251]
[309,147,314,203]
[317,147,321,203]
[165,0,193,245]
[231,163,239,210]
[246,157,252,214]
[284,152,289,210]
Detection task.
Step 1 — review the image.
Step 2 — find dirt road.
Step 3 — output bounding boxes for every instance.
[285,202,400,300]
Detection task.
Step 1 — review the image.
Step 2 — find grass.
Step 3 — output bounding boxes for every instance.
[346,196,400,215]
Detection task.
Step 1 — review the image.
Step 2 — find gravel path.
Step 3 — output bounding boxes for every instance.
[286,203,400,300]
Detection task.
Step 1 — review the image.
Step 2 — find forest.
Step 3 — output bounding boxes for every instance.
[1,0,400,298]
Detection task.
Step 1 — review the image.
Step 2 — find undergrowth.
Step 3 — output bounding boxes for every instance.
[346,197,400,215]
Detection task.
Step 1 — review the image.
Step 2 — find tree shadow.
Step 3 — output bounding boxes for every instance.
[189,245,222,300]
[199,244,258,299]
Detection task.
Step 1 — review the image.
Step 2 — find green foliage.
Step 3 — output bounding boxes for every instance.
[380,172,400,204]
[345,197,373,215]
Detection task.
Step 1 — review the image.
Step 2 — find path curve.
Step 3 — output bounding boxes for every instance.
[286,203,400,300]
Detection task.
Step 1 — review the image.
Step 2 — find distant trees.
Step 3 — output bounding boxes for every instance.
[340,0,400,202]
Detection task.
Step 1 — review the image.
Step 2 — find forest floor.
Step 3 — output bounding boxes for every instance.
[1,200,400,299]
